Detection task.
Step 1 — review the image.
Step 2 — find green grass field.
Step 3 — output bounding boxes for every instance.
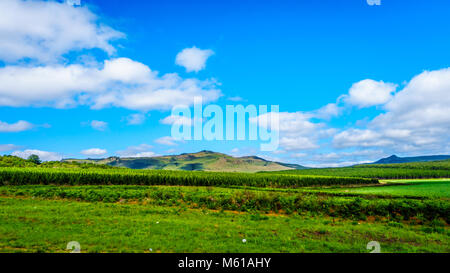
[0,197,448,253]
[0,158,448,253]
[0,179,449,253]
[341,180,450,198]
[306,179,450,199]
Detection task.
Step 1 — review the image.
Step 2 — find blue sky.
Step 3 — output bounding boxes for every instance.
[0,0,450,167]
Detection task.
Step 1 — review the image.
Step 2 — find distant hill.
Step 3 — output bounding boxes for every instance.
[64,150,307,173]
[373,155,450,164]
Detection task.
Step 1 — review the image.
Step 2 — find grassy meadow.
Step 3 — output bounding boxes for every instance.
[320,180,450,198]
[0,156,448,253]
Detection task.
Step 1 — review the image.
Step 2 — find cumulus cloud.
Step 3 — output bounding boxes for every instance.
[252,111,327,151]
[333,68,450,154]
[230,148,240,154]
[313,103,341,119]
[253,67,450,162]
[0,144,21,152]
[175,46,214,72]
[285,148,387,168]
[0,120,34,132]
[0,0,124,63]
[160,115,197,126]
[116,144,157,157]
[280,136,319,150]
[0,58,221,110]
[307,150,386,165]
[0,2,221,111]
[333,129,392,149]
[12,149,62,161]
[155,136,179,146]
[228,96,245,102]
[80,148,107,157]
[305,160,372,168]
[342,79,397,108]
[290,153,307,158]
[90,120,108,131]
[126,113,147,125]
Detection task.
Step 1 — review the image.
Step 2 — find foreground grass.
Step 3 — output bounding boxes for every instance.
[0,197,448,253]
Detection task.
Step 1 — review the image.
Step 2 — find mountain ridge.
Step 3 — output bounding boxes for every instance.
[372,154,450,164]
[63,150,307,173]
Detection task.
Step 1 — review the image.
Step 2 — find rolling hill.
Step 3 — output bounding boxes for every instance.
[63,150,307,173]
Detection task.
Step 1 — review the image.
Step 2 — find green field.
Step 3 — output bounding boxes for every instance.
[320,180,450,198]
[0,167,378,188]
[0,157,448,253]
[0,194,448,253]
[0,180,449,253]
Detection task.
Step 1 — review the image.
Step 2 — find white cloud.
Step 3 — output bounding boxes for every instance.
[228,96,245,102]
[175,46,214,72]
[160,115,196,126]
[166,148,177,154]
[313,152,340,161]
[305,160,372,168]
[343,79,397,108]
[0,0,124,63]
[254,112,313,133]
[333,129,392,149]
[230,148,240,154]
[116,144,156,157]
[253,111,327,151]
[126,113,147,125]
[126,152,158,157]
[0,144,21,152]
[380,68,450,129]
[333,67,450,154]
[286,149,386,168]
[101,58,152,84]
[255,154,283,163]
[0,120,33,132]
[0,58,222,110]
[280,136,319,151]
[12,149,62,161]
[80,148,107,157]
[340,149,386,158]
[90,120,108,131]
[313,103,341,119]
[310,149,386,164]
[0,1,221,111]
[258,68,450,164]
[155,136,178,146]
[289,152,307,158]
